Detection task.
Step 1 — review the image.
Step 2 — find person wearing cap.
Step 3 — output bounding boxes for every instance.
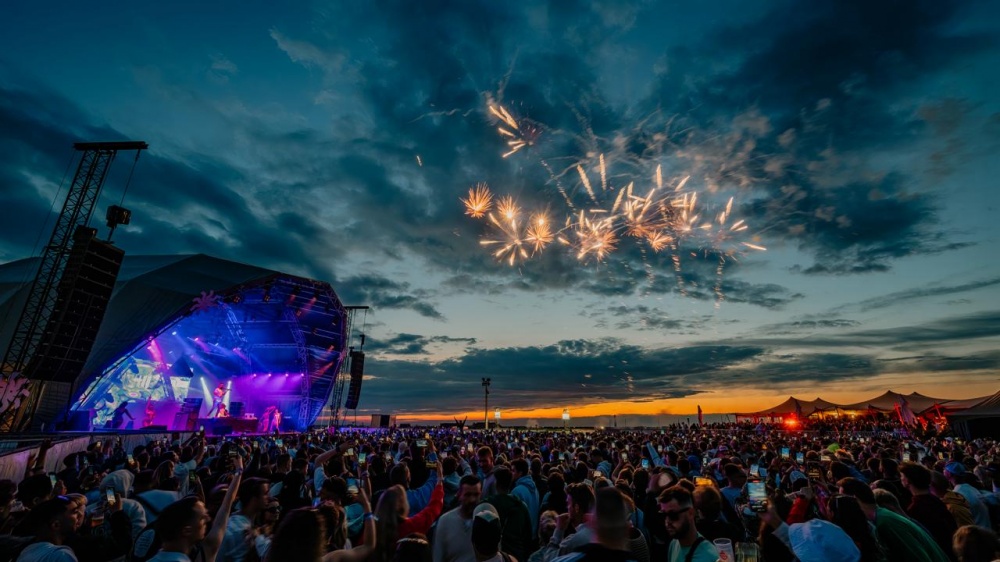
[433,475,482,562]
[898,462,958,559]
[470,503,516,562]
[944,462,992,529]
[838,477,950,562]
[759,500,861,562]
[14,497,79,562]
[657,486,718,562]
[550,488,638,562]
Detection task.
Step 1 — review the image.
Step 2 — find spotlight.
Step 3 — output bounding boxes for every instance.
[171,331,177,336]
[194,337,199,342]
[267,373,272,377]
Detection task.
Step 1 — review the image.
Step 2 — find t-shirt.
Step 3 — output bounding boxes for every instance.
[667,536,718,562]
[953,483,991,528]
[218,514,254,562]
[15,542,78,562]
[873,507,950,562]
[146,552,192,562]
[552,543,638,562]
[431,507,476,562]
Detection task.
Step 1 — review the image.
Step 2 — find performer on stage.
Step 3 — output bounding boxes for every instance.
[207,383,229,417]
[106,401,134,429]
[271,407,282,432]
[260,405,277,432]
[142,398,156,428]
[216,403,229,418]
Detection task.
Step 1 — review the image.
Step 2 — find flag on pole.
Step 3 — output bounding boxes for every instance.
[697,405,703,426]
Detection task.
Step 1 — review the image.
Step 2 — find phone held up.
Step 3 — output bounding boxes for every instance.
[747,480,767,512]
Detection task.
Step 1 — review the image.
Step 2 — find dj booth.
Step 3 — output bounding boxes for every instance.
[196,416,258,435]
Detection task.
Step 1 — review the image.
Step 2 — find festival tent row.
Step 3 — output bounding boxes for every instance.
[949,390,1000,439]
[735,390,994,421]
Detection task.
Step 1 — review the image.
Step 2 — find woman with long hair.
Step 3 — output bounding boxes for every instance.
[266,489,375,562]
[373,464,444,562]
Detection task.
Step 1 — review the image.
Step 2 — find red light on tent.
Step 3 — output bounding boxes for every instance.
[784,418,799,428]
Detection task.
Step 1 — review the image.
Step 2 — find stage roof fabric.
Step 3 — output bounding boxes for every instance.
[948,390,1000,419]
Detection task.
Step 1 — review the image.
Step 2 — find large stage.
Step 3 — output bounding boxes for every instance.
[0,255,351,432]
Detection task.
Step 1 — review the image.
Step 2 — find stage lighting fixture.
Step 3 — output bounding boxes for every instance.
[171,331,177,336]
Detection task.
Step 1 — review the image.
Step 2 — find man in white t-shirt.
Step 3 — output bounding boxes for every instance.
[218,478,269,562]
[432,475,482,562]
[15,497,78,562]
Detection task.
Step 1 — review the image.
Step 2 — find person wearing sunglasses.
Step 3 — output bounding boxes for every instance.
[657,486,718,562]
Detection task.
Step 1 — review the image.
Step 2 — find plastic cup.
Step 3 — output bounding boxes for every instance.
[714,538,735,562]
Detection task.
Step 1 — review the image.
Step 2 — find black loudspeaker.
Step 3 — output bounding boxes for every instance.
[344,351,365,409]
[145,425,168,431]
[229,402,244,418]
[30,226,124,382]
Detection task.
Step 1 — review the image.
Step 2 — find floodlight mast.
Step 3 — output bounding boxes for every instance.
[0,141,147,432]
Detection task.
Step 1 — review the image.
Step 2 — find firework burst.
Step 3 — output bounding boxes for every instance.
[461,183,494,218]
[488,103,542,158]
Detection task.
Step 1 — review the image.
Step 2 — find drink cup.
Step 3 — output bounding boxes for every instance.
[714,538,735,562]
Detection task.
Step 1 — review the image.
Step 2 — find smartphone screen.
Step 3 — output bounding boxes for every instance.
[358,452,367,464]
[466,443,473,453]
[49,474,57,488]
[747,481,767,511]
[780,447,790,460]
[641,459,650,469]
[758,466,768,478]
[346,478,359,495]
[347,448,355,457]
[592,470,602,480]
[275,438,283,447]
[795,452,804,463]
[384,452,392,461]
[750,463,759,476]
[105,488,116,505]
[416,440,428,448]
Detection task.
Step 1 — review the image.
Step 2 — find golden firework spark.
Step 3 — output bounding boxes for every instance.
[481,213,528,266]
[461,183,493,218]
[496,194,520,220]
[525,213,554,253]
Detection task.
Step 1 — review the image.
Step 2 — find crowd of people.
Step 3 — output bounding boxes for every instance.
[0,421,998,562]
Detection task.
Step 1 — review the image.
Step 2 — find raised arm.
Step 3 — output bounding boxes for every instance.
[203,454,243,562]
[323,486,375,562]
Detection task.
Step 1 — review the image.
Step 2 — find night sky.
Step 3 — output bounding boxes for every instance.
[2,1,998,425]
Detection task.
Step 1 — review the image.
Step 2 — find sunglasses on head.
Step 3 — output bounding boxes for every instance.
[660,506,691,521]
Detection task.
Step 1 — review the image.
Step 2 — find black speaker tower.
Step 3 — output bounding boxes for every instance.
[344,350,365,409]
[28,226,123,382]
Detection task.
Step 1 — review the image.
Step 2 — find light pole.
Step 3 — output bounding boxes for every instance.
[494,408,501,428]
[562,408,570,431]
[482,377,491,430]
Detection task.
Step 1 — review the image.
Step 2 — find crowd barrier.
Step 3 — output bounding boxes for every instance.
[0,431,192,484]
